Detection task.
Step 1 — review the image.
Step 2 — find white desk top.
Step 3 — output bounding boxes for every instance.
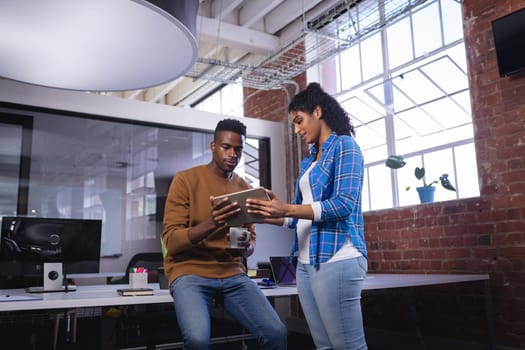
[362,273,489,290]
[0,273,489,312]
[0,283,170,312]
[261,273,489,296]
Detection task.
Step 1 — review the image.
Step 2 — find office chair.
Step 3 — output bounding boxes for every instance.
[109,252,164,285]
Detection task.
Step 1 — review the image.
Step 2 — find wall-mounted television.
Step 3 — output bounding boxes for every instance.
[491,7,525,77]
[0,216,102,292]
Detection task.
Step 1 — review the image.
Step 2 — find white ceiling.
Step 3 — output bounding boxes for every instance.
[0,0,425,109]
[105,0,372,107]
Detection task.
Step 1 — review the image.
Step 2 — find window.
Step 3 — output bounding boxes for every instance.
[193,84,244,117]
[310,0,479,210]
[192,83,263,185]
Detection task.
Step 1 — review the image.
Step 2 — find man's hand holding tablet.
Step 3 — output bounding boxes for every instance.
[212,187,270,226]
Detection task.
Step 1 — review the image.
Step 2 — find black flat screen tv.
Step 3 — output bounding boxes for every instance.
[0,216,102,292]
[491,7,525,77]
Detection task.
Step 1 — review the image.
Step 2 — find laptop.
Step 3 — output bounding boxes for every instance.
[269,256,297,286]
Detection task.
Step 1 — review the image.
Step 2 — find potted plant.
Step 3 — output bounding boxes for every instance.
[385,155,456,203]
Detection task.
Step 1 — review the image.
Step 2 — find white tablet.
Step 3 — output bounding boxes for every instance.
[212,187,270,226]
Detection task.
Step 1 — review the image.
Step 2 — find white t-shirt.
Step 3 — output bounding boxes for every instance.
[295,161,361,265]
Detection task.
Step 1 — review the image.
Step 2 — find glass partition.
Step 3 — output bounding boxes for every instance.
[0,107,269,257]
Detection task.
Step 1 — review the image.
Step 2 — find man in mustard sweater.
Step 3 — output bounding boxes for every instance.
[162,118,287,349]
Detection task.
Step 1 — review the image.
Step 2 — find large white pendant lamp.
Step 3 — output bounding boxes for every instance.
[0,0,198,91]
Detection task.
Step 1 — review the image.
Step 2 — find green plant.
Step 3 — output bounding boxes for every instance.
[409,166,456,191]
[385,155,456,192]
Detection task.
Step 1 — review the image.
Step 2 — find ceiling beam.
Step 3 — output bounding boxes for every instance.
[239,0,284,28]
[124,90,143,100]
[166,79,221,106]
[278,0,346,44]
[211,0,243,20]
[144,78,184,103]
[197,15,279,54]
[264,0,322,34]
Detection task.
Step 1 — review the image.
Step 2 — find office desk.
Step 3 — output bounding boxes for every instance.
[0,282,293,313]
[362,273,494,350]
[0,284,170,312]
[268,273,493,350]
[363,272,490,290]
[0,273,491,311]
[0,273,493,349]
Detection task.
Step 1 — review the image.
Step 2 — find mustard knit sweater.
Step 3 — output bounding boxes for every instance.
[162,165,255,285]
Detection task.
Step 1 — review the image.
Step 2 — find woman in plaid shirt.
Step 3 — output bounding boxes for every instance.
[248,82,368,349]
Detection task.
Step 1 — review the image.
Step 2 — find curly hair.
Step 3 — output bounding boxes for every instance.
[214,118,247,140]
[288,82,355,136]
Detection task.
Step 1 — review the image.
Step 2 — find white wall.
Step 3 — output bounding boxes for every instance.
[0,79,295,271]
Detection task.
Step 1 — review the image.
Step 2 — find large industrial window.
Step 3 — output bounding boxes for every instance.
[193,83,244,118]
[309,0,479,210]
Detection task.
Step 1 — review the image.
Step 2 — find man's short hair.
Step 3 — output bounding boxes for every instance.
[214,118,247,140]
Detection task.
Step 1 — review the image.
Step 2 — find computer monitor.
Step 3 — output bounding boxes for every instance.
[492,7,525,77]
[0,216,102,292]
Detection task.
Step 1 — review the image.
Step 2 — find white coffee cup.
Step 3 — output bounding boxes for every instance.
[229,227,250,248]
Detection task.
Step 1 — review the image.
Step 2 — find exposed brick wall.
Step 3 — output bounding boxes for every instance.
[243,87,287,122]
[243,75,307,122]
[244,1,525,347]
[244,76,307,202]
[363,1,525,347]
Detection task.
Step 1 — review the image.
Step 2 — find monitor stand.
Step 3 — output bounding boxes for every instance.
[26,262,76,293]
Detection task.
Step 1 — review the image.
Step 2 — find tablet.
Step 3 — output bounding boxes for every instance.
[212,187,270,226]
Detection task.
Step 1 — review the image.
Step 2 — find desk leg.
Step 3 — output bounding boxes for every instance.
[71,311,78,343]
[484,280,496,350]
[53,309,77,349]
[53,314,60,350]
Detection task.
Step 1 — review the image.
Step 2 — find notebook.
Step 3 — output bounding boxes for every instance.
[269,256,297,286]
[117,288,154,296]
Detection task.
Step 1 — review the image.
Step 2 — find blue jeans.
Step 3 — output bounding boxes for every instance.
[296,256,368,350]
[170,273,287,350]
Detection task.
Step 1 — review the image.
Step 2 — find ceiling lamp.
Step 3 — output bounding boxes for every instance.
[0,0,198,91]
